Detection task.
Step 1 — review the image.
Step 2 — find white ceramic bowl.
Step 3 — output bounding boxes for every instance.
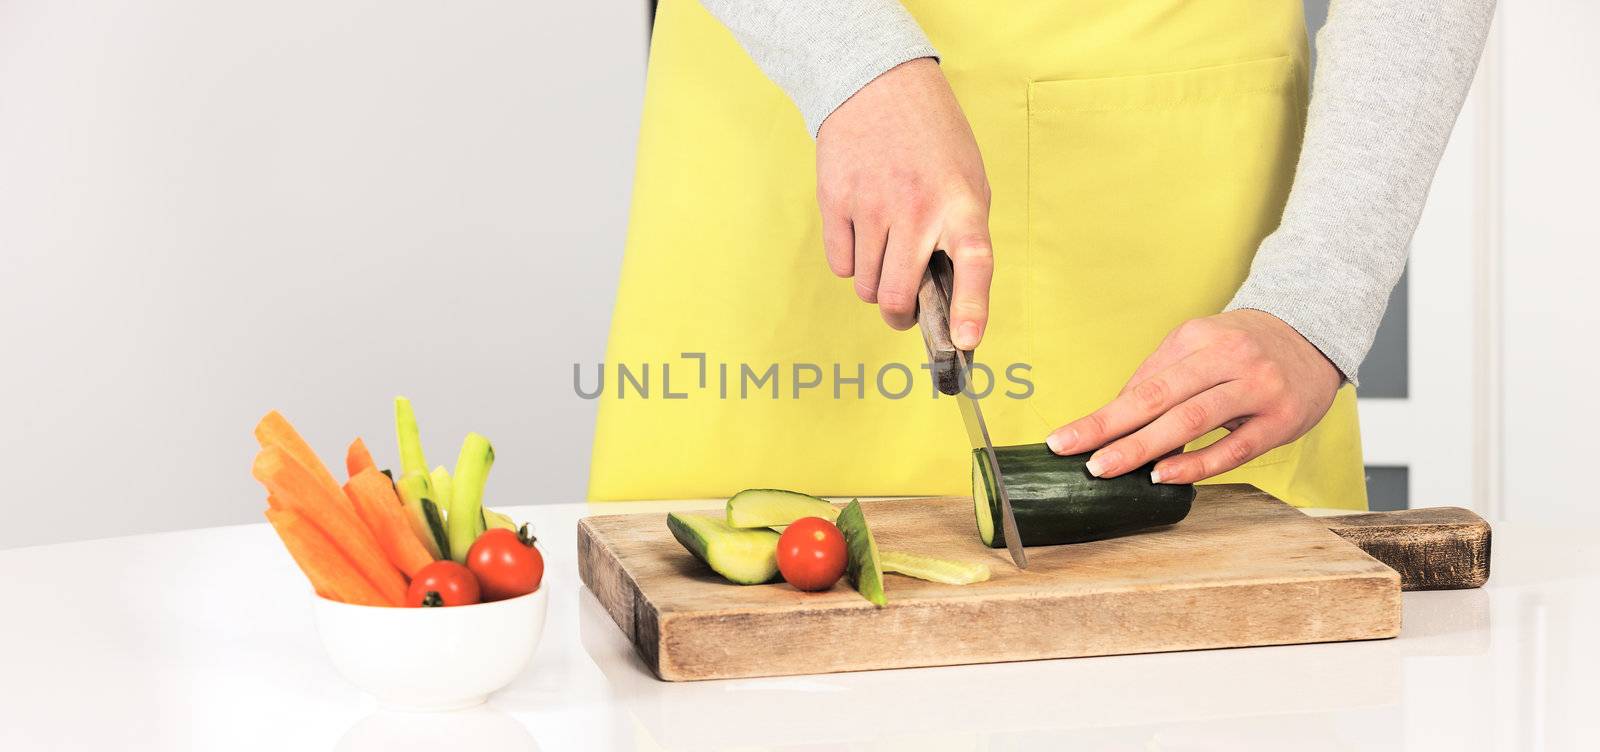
[313,583,548,711]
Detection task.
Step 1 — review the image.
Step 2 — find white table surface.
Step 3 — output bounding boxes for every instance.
[3,499,1597,752]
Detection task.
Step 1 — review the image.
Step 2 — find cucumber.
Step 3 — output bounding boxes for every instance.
[420,499,449,561]
[484,508,518,532]
[666,513,781,585]
[394,472,447,560]
[835,500,886,606]
[429,466,453,515]
[974,443,1194,548]
[881,551,991,585]
[448,433,494,563]
[726,488,838,528]
[394,396,429,478]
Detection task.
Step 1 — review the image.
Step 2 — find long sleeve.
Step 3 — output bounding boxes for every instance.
[1226,0,1497,383]
[696,0,937,136]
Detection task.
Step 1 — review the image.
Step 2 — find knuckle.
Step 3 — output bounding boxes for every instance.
[1175,318,1213,343]
[853,279,877,303]
[1133,378,1169,411]
[952,298,988,319]
[816,184,844,212]
[1252,362,1288,394]
[1223,330,1260,360]
[1160,460,1191,483]
[1119,437,1147,463]
[901,192,933,220]
[1082,412,1110,443]
[856,199,887,224]
[877,288,916,317]
[1224,436,1255,465]
[1176,400,1210,433]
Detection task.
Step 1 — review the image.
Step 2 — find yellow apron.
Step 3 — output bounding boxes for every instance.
[590,0,1367,510]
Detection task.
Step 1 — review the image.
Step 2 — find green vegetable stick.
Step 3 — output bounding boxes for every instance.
[835,500,887,606]
[880,551,991,585]
[394,472,446,561]
[394,397,428,478]
[430,465,453,515]
[483,508,518,532]
[447,433,494,563]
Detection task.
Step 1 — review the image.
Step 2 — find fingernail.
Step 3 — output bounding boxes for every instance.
[1150,467,1164,484]
[1086,451,1117,477]
[1046,433,1062,453]
[1048,428,1076,454]
[955,321,981,349]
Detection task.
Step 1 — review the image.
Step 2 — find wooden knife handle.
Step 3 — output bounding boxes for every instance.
[915,251,969,396]
[1320,507,1491,591]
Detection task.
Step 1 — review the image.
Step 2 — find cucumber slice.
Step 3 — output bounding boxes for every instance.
[448,433,494,563]
[429,466,453,516]
[881,551,991,585]
[835,500,886,607]
[726,488,838,528]
[973,453,998,547]
[420,498,450,561]
[394,397,429,478]
[394,472,447,560]
[484,508,517,532]
[974,444,1194,548]
[667,513,781,585]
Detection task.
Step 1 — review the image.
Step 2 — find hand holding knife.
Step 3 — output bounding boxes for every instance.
[916,252,1028,569]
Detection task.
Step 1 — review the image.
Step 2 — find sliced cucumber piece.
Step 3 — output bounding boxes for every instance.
[429,465,453,516]
[973,454,998,547]
[420,498,450,561]
[394,396,429,478]
[881,551,991,585]
[667,512,781,585]
[394,471,446,561]
[484,508,517,532]
[835,500,886,607]
[448,433,494,563]
[726,489,838,528]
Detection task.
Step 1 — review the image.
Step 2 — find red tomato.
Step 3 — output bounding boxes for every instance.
[776,517,847,591]
[466,526,545,602]
[406,560,481,607]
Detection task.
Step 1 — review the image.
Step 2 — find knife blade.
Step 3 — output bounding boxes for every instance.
[915,252,1028,569]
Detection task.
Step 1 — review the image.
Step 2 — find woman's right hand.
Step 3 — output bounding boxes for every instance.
[815,58,994,350]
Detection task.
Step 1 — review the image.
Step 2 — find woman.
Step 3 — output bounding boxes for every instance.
[590,0,1495,508]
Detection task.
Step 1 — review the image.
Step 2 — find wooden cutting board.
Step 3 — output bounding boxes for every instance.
[578,484,1403,681]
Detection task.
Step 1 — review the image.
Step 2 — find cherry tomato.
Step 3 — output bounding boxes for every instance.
[406,560,480,607]
[776,517,847,591]
[466,525,545,602]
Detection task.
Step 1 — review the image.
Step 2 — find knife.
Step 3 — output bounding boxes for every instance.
[915,252,1028,569]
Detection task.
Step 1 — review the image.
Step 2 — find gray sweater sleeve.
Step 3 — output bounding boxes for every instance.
[1226,0,1497,382]
[697,0,937,136]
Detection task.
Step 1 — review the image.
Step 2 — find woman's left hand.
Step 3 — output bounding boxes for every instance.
[1045,309,1343,484]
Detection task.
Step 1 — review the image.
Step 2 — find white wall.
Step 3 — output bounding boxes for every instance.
[0,2,649,547]
[1498,1,1600,525]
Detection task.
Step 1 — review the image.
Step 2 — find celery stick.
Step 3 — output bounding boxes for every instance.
[447,433,494,563]
[394,397,428,478]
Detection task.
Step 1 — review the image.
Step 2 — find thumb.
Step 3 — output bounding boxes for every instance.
[943,212,994,350]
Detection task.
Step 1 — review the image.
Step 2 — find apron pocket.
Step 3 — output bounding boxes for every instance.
[1025,55,1305,469]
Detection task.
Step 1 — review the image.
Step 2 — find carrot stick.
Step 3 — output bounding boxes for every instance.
[265,507,393,606]
[253,445,407,605]
[254,411,351,513]
[345,467,436,578]
[346,437,377,479]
